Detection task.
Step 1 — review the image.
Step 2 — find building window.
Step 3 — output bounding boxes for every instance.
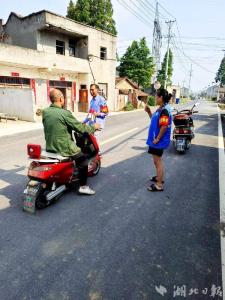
[69,39,76,57]
[80,85,87,89]
[49,80,72,88]
[100,47,107,60]
[0,76,30,87]
[98,83,108,98]
[56,40,65,55]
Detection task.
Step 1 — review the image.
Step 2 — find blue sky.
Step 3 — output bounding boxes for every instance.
[1,0,225,91]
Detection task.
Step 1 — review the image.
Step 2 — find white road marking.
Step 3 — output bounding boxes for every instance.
[218,105,225,294]
[100,128,139,146]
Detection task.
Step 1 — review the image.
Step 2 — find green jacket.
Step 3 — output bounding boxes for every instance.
[42,105,95,157]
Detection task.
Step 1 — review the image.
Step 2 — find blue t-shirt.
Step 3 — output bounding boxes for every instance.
[146,104,172,149]
[88,95,108,128]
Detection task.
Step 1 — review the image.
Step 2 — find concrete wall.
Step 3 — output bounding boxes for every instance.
[0,43,90,74]
[3,13,45,49]
[0,64,84,113]
[35,79,48,108]
[38,30,88,59]
[0,88,36,121]
[45,12,117,110]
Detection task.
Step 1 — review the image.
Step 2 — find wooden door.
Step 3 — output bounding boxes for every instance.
[79,89,88,112]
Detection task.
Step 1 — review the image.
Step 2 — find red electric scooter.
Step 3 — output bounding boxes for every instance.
[172,102,200,153]
[23,132,101,213]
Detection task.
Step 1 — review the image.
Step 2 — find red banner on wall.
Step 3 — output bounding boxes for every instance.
[73,82,76,101]
[11,72,20,77]
[71,82,76,112]
[30,79,37,103]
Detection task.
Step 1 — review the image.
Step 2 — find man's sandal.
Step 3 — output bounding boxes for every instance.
[150,176,164,184]
[147,183,164,192]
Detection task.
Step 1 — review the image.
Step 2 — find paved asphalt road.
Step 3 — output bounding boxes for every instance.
[0,101,222,300]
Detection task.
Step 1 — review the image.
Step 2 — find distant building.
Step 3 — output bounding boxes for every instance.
[205,85,218,98]
[115,77,149,110]
[180,87,189,98]
[0,10,117,121]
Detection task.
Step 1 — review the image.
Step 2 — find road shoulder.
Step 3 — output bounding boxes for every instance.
[218,105,225,296]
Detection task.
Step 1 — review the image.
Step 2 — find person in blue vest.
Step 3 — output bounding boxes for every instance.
[145,89,172,192]
[83,84,108,150]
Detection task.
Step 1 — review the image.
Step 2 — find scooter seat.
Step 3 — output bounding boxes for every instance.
[41,150,70,161]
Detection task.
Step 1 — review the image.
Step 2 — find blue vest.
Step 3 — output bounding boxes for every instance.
[146,104,172,149]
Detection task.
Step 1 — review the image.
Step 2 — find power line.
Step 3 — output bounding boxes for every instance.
[138,0,160,20]
[171,43,205,86]
[115,0,153,27]
[176,36,225,41]
[187,64,193,99]
[172,37,216,74]
[174,20,185,54]
[143,0,169,20]
[158,2,176,19]
[129,0,156,23]
[177,41,225,48]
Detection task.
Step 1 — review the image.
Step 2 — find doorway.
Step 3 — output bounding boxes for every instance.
[49,80,72,110]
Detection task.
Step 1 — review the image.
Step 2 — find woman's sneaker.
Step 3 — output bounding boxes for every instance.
[78,186,96,195]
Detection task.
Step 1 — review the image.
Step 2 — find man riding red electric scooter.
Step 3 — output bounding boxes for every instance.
[23,89,101,213]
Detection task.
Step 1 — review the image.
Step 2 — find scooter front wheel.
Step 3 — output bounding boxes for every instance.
[88,159,101,177]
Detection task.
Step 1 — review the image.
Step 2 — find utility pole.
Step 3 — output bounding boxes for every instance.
[152,1,162,83]
[181,80,185,98]
[165,20,175,89]
[187,64,193,100]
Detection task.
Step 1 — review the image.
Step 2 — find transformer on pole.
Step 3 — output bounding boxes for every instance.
[152,2,162,83]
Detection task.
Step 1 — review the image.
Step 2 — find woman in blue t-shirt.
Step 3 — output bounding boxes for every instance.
[145,89,172,192]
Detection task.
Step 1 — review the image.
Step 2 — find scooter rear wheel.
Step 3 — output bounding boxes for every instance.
[35,189,50,209]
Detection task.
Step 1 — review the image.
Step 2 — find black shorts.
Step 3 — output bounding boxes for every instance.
[148,146,164,157]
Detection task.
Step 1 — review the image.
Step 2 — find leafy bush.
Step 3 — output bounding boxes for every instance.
[148,96,155,106]
[124,101,135,111]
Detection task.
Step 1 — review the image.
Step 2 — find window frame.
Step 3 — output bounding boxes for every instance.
[69,38,76,57]
[56,40,65,55]
[0,76,31,88]
[100,47,107,60]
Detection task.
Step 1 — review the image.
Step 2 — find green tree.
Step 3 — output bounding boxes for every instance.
[104,0,117,35]
[73,0,91,24]
[66,0,76,19]
[67,0,117,35]
[157,49,173,88]
[216,57,225,86]
[118,37,154,88]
